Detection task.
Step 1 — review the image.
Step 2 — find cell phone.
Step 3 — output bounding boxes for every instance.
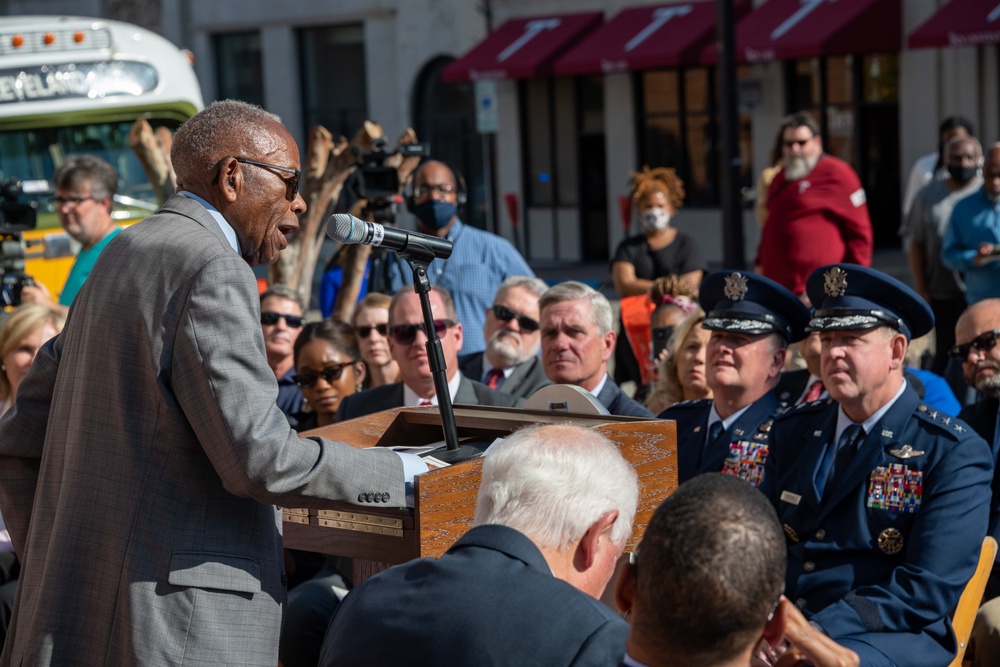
[651,326,674,360]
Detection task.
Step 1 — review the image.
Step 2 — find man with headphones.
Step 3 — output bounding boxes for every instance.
[387,160,534,355]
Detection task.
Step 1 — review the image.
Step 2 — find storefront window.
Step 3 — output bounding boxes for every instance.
[298,25,367,139]
[637,67,752,207]
[213,32,264,107]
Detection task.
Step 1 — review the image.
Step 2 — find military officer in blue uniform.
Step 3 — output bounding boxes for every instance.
[659,270,810,484]
[761,264,994,667]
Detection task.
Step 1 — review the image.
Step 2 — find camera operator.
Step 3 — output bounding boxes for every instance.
[385,160,534,355]
[20,155,121,313]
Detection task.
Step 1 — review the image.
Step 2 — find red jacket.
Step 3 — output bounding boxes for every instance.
[757,155,873,295]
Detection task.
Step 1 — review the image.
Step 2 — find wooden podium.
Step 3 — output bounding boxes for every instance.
[282,404,677,581]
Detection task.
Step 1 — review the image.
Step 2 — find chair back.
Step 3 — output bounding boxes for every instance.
[949,535,998,667]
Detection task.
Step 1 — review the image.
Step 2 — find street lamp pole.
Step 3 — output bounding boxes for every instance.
[716,0,745,269]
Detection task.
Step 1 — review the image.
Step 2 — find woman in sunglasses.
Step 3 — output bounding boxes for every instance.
[292,321,366,431]
[350,293,399,389]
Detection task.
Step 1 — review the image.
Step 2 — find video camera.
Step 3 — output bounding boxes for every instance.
[351,138,429,225]
[0,178,39,307]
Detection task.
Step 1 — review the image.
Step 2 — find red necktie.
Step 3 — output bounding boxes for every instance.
[486,368,504,389]
[802,380,824,404]
[419,400,433,406]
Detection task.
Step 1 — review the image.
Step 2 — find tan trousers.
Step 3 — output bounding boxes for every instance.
[972,597,1000,666]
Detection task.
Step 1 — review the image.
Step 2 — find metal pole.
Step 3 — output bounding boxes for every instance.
[716,0,745,269]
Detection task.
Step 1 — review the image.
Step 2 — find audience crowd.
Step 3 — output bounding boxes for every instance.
[1,104,1000,667]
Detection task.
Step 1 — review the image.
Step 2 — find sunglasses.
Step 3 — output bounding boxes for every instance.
[52,195,97,207]
[950,329,1000,359]
[491,304,540,333]
[355,323,389,338]
[213,156,301,201]
[294,361,357,388]
[261,311,305,328]
[783,137,814,148]
[389,319,456,345]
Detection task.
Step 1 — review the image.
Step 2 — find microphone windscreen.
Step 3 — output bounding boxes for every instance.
[327,214,367,244]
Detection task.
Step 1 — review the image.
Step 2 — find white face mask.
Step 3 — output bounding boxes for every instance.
[641,207,671,232]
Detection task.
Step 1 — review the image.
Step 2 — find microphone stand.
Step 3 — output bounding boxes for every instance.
[400,248,480,464]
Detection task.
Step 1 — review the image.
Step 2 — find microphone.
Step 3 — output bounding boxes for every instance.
[326,213,453,260]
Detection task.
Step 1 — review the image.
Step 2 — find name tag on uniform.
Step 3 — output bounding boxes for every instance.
[780,490,801,506]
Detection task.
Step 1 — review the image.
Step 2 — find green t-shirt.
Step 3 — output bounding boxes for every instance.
[58,227,122,306]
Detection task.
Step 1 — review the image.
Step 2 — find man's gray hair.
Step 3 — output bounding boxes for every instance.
[539,281,613,335]
[497,276,549,301]
[172,100,284,187]
[53,155,118,202]
[260,284,305,314]
[474,423,638,549]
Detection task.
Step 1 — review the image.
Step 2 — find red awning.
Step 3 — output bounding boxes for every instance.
[733,0,901,63]
[909,0,1000,49]
[442,12,603,82]
[553,1,751,75]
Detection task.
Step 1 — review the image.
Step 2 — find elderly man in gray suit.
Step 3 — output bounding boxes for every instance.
[0,101,422,666]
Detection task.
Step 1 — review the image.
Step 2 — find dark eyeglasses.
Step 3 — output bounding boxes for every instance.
[389,319,456,345]
[355,324,389,338]
[294,361,357,388]
[413,183,456,199]
[783,137,814,148]
[491,304,540,333]
[52,195,96,207]
[261,311,305,328]
[214,157,301,201]
[950,329,1000,358]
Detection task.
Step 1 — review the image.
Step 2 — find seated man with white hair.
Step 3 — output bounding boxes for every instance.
[318,423,638,666]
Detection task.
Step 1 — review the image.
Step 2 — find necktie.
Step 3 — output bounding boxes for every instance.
[485,368,504,389]
[419,400,433,406]
[702,421,727,468]
[816,424,864,499]
[802,380,824,404]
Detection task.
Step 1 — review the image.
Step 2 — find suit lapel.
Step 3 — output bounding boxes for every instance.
[797,407,837,512]
[158,194,235,252]
[455,376,478,404]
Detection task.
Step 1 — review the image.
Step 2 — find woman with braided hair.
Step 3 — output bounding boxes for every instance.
[612,166,705,387]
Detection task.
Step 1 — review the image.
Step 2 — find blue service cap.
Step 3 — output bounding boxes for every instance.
[805,264,933,340]
[699,271,810,343]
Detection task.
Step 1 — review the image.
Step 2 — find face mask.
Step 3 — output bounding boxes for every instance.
[948,164,978,185]
[641,207,671,232]
[414,200,458,231]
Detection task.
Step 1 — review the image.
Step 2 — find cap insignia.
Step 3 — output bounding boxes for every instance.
[823,267,848,297]
[724,272,749,301]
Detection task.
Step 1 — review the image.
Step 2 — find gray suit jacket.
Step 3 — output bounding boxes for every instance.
[0,194,406,666]
[338,375,522,421]
[458,352,551,400]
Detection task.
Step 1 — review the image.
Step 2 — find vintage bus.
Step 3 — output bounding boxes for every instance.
[0,15,203,297]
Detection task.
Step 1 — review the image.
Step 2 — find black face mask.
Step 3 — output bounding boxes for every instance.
[948,164,979,185]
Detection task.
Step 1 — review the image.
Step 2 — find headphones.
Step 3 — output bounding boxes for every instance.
[404,160,468,214]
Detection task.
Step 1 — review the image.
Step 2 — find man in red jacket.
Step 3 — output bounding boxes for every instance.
[756,112,873,297]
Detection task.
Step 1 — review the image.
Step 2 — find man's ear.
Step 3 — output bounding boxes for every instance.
[615,560,635,615]
[761,596,790,645]
[574,510,619,572]
[216,157,240,203]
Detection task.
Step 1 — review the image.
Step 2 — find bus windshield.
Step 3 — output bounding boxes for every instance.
[0,118,182,215]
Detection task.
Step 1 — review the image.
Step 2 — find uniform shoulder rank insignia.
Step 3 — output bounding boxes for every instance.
[868,464,923,514]
[888,444,924,459]
[823,266,848,297]
[722,440,769,488]
[724,272,749,301]
[954,423,966,433]
[877,527,904,555]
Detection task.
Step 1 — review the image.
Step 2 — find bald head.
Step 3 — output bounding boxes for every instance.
[172,100,285,192]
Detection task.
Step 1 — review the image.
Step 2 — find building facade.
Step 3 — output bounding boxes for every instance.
[5,0,998,269]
